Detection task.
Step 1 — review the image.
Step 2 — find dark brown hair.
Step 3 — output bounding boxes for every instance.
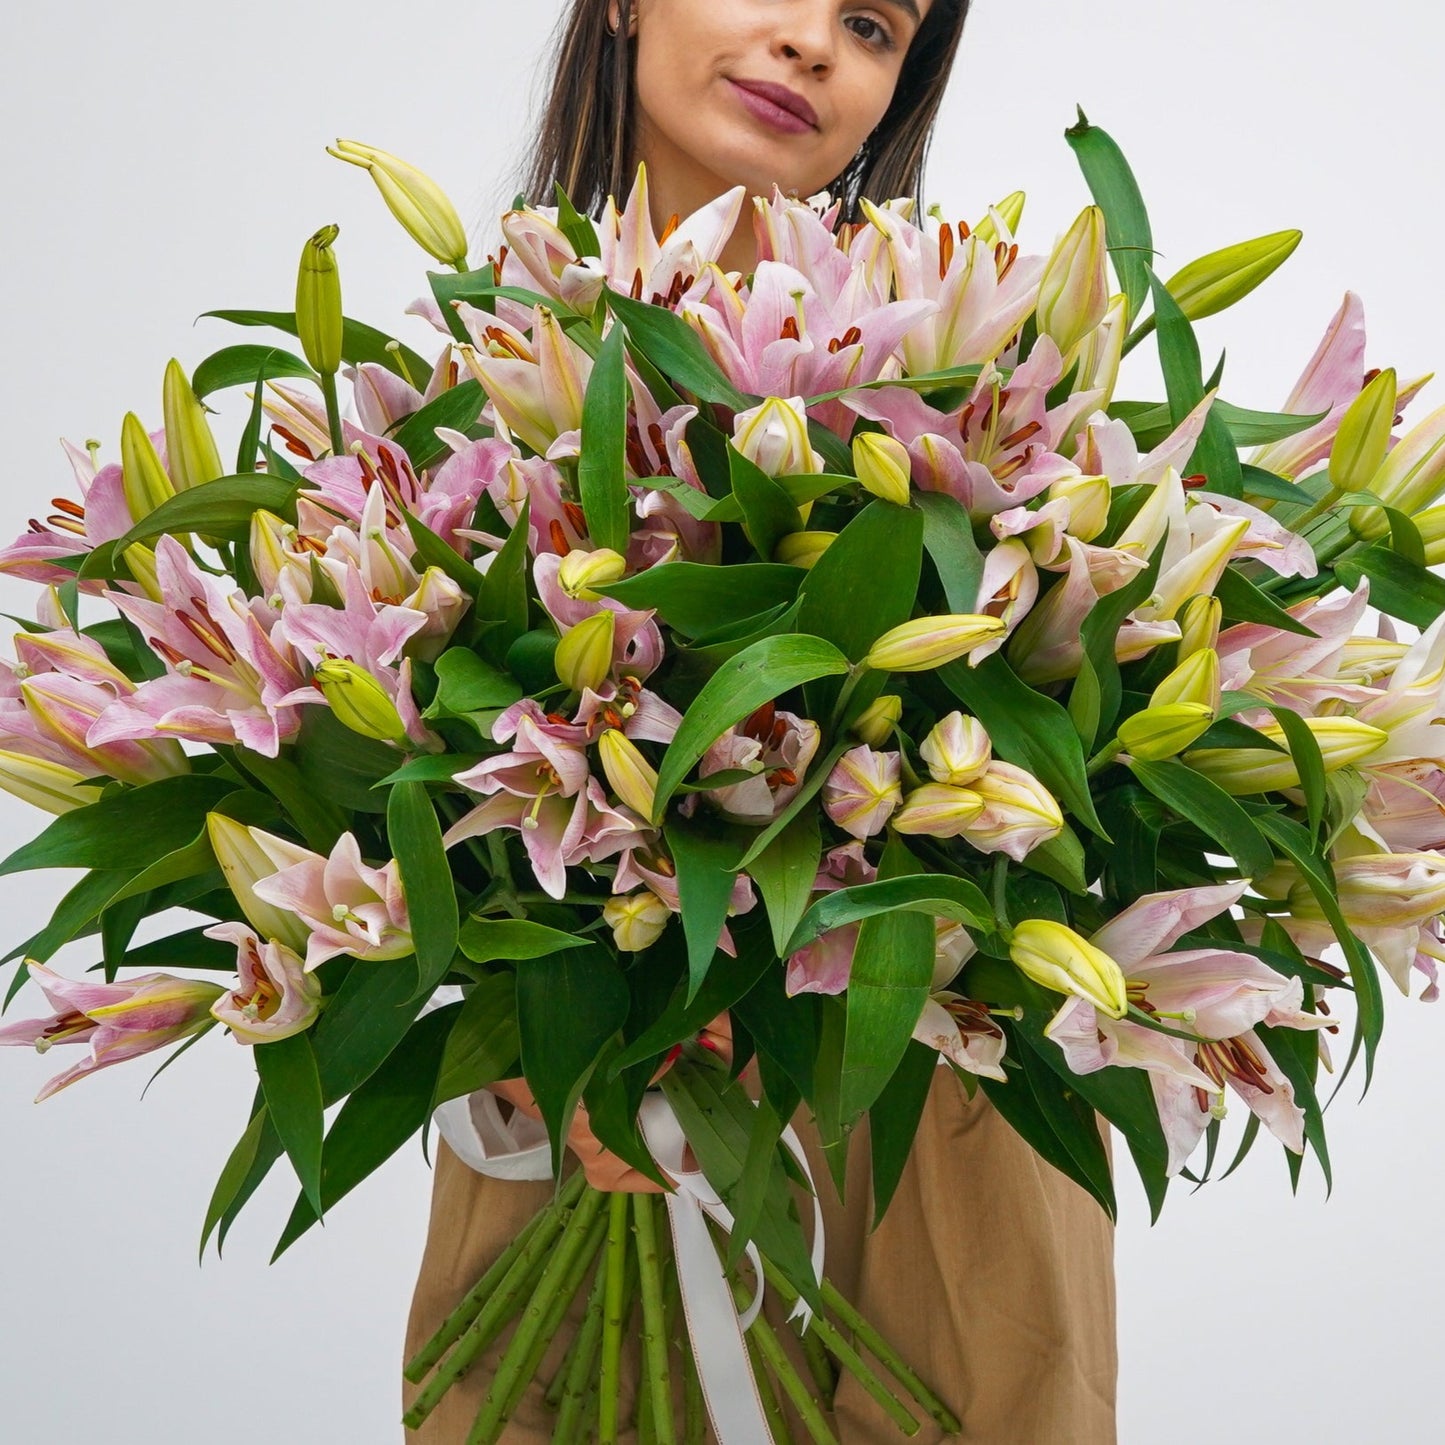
[522,0,972,222]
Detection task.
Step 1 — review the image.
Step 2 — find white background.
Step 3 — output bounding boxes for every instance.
[1,2,1441,1440]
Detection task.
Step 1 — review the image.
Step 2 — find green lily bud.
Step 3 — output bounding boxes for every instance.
[1176,595,1222,660]
[121,543,163,603]
[1035,206,1109,357]
[1009,918,1128,1020]
[1185,717,1387,794]
[1152,648,1220,711]
[1351,401,1445,540]
[328,139,470,270]
[119,412,175,523]
[851,694,902,748]
[1118,702,1215,762]
[597,728,658,820]
[603,890,671,953]
[206,813,312,953]
[1330,368,1398,496]
[555,611,615,695]
[864,615,1008,674]
[557,548,628,601]
[1414,504,1445,565]
[774,531,837,569]
[313,659,409,744]
[852,432,912,506]
[972,190,1026,247]
[1046,472,1111,543]
[161,359,224,492]
[0,751,104,816]
[297,224,344,376]
[1164,230,1302,323]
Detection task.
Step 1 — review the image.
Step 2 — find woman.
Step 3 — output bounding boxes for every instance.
[404,2,1118,1439]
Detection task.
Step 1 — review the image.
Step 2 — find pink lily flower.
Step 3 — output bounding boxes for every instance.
[695,703,821,826]
[453,699,593,801]
[0,963,223,1102]
[249,829,413,970]
[205,922,323,1043]
[612,844,758,958]
[785,843,877,996]
[627,388,721,567]
[751,188,859,305]
[1043,882,1333,1174]
[89,537,309,758]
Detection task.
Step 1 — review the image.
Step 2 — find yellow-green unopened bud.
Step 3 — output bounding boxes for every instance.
[1119,702,1215,761]
[1164,230,1302,323]
[1035,206,1109,356]
[1185,717,1387,794]
[851,694,902,748]
[604,890,671,952]
[1010,918,1128,1019]
[557,548,628,601]
[1046,472,1110,543]
[863,614,1007,674]
[297,224,344,376]
[1151,648,1220,711]
[1351,401,1445,541]
[313,658,409,744]
[973,190,1026,247]
[554,611,615,695]
[0,750,104,816]
[122,543,163,603]
[119,412,175,523]
[597,728,658,820]
[852,432,912,506]
[1176,595,1222,660]
[774,531,837,569]
[328,140,470,270]
[1415,505,1445,565]
[1331,367,1398,497]
[206,813,312,953]
[161,359,224,492]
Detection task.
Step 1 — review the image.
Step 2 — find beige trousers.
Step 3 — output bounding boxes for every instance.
[403,1069,1118,1443]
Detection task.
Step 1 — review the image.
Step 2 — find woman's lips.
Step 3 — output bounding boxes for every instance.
[727,78,819,136]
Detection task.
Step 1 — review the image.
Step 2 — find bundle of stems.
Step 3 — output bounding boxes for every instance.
[402,1177,961,1444]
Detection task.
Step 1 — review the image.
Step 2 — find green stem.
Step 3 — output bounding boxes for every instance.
[319,370,346,457]
[402,1177,587,1428]
[819,1278,961,1434]
[634,1194,677,1445]
[761,1261,920,1438]
[732,1279,837,1445]
[1086,738,1123,778]
[465,1186,608,1444]
[598,1193,632,1445]
[549,1256,608,1440]
[672,1266,706,1445]
[797,1322,839,1415]
[1290,484,1344,532]
[747,1331,796,1445]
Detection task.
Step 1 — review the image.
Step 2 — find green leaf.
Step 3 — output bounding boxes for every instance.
[939,653,1106,838]
[787,871,991,955]
[1214,565,1316,636]
[310,958,427,1102]
[199,1104,269,1261]
[1240,464,1308,506]
[516,946,630,1171]
[555,185,602,258]
[387,783,459,999]
[577,320,631,554]
[116,926,239,973]
[1335,544,1445,628]
[1074,543,1163,744]
[402,512,485,600]
[1064,108,1155,324]
[917,492,985,614]
[457,917,583,965]
[868,1040,937,1228]
[229,749,347,853]
[432,973,522,1106]
[192,343,317,398]
[428,647,523,715]
[293,708,397,814]
[1128,758,1275,878]
[750,809,823,959]
[795,501,923,662]
[475,496,532,643]
[0,775,234,876]
[203,308,430,386]
[729,444,803,563]
[597,563,805,639]
[254,1030,325,1220]
[1265,703,1327,838]
[390,382,486,472]
[607,290,750,408]
[667,816,748,1002]
[272,1006,456,1258]
[653,634,851,819]
[838,837,941,1124]
[1108,399,1327,452]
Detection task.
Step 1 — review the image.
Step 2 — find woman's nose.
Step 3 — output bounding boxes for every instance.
[771,2,837,74]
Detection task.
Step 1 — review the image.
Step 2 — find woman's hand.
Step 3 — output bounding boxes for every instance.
[486,1013,736,1192]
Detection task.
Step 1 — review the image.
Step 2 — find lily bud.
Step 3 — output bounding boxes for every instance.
[960,761,1065,860]
[1150,516,1250,621]
[851,694,902,747]
[557,548,628,601]
[604,890,672,953]
[1009,918,1129,1020]
[972,190,1025,247]
[1302,852,1445,930]
[1118,702,1216,762]
[297,224,344,376]
[1070,294,1128,408]
[733,397,821,477]
[1035,206,1109,357]
[313,658,409,745]
[919,712,991,786]
[1176,594,1222,660]
[1164,230,1302,323]
[0,750,104,815]
[774,531,836,569]
[1330,368,1397,494]
[1352,402,1445,540]
[1046,472,1111,543]
[121,542,164,603]
[1185,717,1387,794]
[207,923,322,1045]
[206,813,312,953]
[1413,504,1445,565]
[597,728,658,820]
[161,359,224,492]
[119,412,175,523]
[863,614,1008,673]
[892,783,986,836]
[852,432,912,506]
[821,745,902,840]
[1152,648,1220,711]
[554,610,616,695]
[328,139,470,270]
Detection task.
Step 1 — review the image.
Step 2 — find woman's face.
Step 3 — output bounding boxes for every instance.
[624,0,935,201]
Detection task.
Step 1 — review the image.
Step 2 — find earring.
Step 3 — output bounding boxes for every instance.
[606,4,634,37]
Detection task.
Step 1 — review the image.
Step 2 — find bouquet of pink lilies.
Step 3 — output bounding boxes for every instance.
[6,111,1445,1441]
